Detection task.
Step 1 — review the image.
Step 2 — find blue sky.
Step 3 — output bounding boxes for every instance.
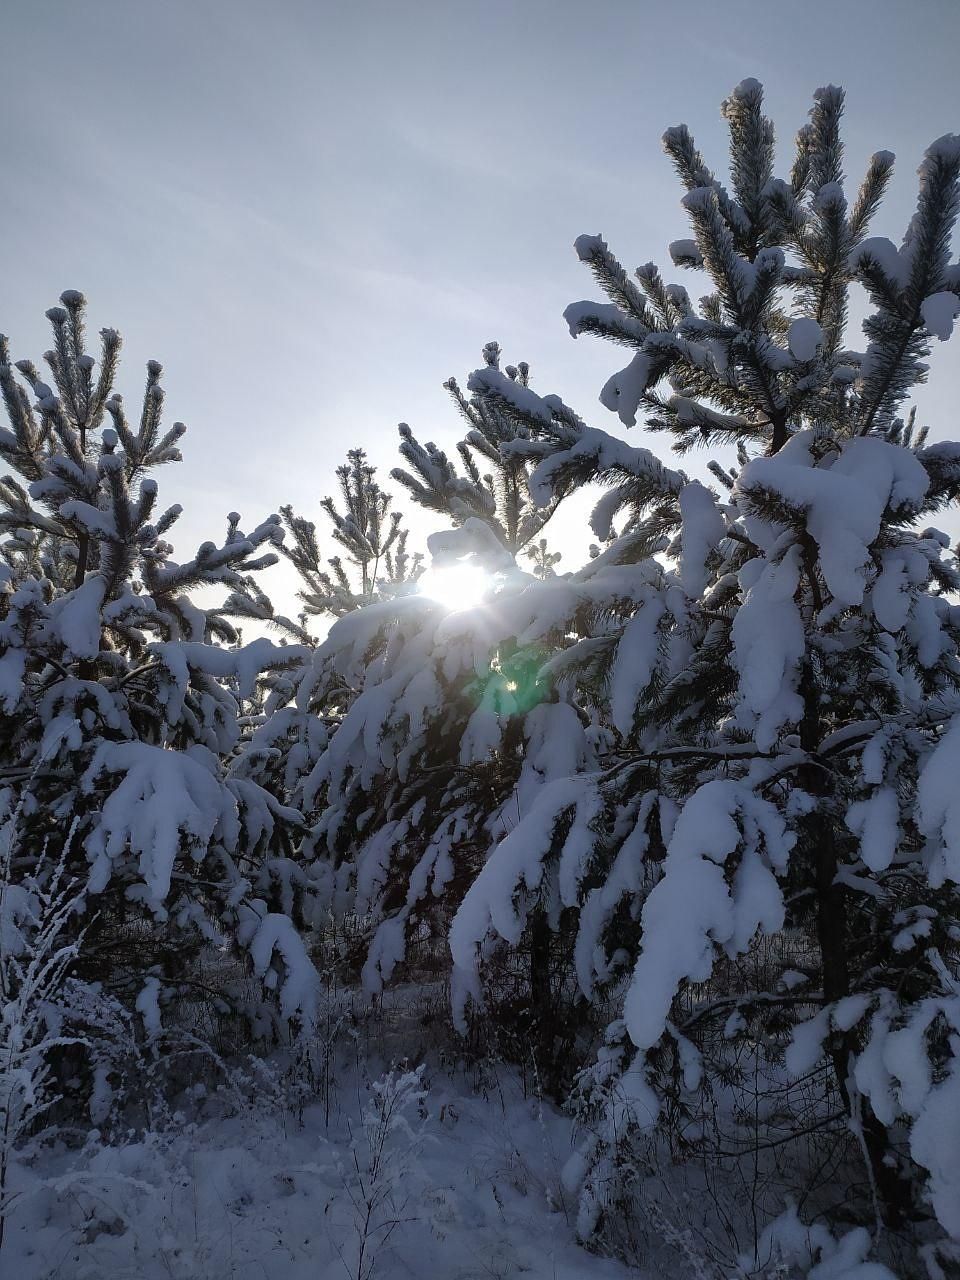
[1,0,957,602]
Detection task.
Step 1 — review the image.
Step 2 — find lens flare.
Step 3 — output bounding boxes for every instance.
[418,563,491,610]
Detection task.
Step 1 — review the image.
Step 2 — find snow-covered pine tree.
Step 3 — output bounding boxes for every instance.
[244,349,576,1027]
[391,343,566,565]
[217,450,427,891]
[450,82,960,1256]
[0,294,318,1070]
[262,361,601,1043]
[274,529,598,1029]
[279,448,423,623]
[523,537,563,580]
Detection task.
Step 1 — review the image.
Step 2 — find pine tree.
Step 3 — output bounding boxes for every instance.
[0,294,318,1072]
[277,549,598,1011]
[524,537,562,580]
[446,82,960,1259]
[391,343,566,563]
[253,349,583,1013]
[222,452,427,855]
[279,448,423,624]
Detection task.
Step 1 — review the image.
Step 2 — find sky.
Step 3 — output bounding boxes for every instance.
[1,0,958,612]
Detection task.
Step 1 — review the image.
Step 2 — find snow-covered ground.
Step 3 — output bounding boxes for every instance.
[5,1054,639,1280]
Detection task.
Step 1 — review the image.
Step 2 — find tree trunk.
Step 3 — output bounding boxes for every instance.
[798,660,913,1225]
[528,909,556,1090]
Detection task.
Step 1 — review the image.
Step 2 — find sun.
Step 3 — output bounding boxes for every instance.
[417,562,492,610]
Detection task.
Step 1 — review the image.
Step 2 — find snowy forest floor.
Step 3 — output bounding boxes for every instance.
[4,996,645,1280]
